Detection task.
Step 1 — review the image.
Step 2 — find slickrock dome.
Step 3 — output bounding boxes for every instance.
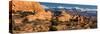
[11,1,52,21]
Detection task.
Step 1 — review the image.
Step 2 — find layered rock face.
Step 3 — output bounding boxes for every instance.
[12,1,52,21]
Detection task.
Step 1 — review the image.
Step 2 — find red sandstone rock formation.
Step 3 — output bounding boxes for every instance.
[11,1,52,21]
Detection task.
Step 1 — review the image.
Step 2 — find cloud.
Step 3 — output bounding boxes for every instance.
[85,8,97,11]
[57,6,64,8]
[41,5,49,9]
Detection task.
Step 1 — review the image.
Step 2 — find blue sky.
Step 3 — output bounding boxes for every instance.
[40,2,97,9]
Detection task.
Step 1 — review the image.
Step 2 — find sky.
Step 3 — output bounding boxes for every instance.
[40,2,97,9]
[39,2,97,11]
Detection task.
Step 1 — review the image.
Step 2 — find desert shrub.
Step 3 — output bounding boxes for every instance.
[49,26,57,31]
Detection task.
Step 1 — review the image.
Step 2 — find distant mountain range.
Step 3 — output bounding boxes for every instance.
[40,2,97,11]
[40,2,97,16]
